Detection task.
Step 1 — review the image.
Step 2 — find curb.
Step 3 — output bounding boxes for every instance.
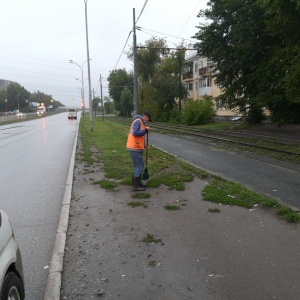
[44,124,79,300]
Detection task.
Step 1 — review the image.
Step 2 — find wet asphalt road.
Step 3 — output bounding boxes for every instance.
[149,132,300,210]
[0,113,79,300]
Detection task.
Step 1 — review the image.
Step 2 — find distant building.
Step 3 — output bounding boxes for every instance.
[0,79,13,89]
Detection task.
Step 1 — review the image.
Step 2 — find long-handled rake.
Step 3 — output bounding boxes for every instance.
[142,133,149,181]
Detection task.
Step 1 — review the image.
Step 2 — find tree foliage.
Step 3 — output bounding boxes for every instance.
[107,69,133,114]
[120,88,134,117]
[0,83,63,112]
[182,98,215,125]
[126,37,188,122]
[194,0,300,124]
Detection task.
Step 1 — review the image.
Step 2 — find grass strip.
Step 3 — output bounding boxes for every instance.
[79,117,300,223]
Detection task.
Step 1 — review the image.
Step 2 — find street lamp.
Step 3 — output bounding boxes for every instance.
[84,0,93,131]
[69,59,90,116]
[17,92,21,111]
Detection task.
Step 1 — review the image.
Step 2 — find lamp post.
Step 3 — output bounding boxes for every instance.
[69,59,90,116]
[84,0,93,131]
[50,99,54,111]
[17,92,21,112]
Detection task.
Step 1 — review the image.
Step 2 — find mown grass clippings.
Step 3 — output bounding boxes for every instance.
[208,208,221,213]
[202,178,275,209]
[131,193,151,199]
[203,178,300,223]
[142,233,162,244]
[164,204,181,211]
[93,179,118,191]
[148,260,156,267]
[127,201,148,208]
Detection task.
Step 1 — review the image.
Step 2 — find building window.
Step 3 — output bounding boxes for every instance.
[207,77,212,87]
[200,79,206,88]
[188,83,193,91]
[194,63,198,73]
[195,82,198,91]
[200,78,212,88]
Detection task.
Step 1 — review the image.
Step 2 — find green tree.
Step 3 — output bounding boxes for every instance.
[107,69,133,114]
[127,37,188,121]
[259,0,300,123]
[103,96,114,114]
[120,88,134,117]
[93,97,101,116]
[0,89,7,111]
[6,83,30,111]
[136,37,167,82]
[194,0,300,124]
[30,91,52,107]
[151,54,186,121]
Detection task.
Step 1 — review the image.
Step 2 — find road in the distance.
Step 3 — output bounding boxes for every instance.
[0,113,79,300]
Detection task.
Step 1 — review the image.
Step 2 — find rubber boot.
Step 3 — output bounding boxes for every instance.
[132,176,145,191]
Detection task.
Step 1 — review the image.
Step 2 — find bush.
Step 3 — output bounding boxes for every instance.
[169,107,182,124]
[182,98,215,125]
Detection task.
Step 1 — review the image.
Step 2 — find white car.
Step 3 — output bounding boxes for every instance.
[0,210,25,300]
[16,112,26,119]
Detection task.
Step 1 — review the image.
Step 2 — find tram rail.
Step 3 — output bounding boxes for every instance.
[109,117,300,162]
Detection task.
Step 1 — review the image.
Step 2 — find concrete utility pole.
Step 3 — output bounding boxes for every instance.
[100,75,104,121]
[84,0,93,131]
[133,8,138,115]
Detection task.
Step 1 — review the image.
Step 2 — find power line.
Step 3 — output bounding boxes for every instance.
[112,0,149,71]
[135,0,149,24]
[112,30,132,71]
[138,27,197,42]
[175,0,203,40]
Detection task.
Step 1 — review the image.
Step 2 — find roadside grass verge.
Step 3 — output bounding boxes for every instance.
[202,178,300,223]
[79,117,300,223]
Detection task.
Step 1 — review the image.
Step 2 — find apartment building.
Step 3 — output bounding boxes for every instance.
[182,49,235,119]
[0,79,13,89]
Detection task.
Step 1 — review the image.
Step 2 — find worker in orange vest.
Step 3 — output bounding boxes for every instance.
[126,112,151,191]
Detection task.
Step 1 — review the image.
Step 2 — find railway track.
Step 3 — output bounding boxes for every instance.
[109,117,300,162]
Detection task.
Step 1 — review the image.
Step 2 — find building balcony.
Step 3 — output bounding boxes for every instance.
[199,66,213,77]
[182,72,193,80]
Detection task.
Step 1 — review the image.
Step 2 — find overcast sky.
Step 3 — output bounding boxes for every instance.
[0,0,206,107]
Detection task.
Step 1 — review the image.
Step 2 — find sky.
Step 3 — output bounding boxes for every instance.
[0,0,207,108]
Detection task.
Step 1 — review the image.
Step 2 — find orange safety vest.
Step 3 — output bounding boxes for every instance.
[126,118,146,150]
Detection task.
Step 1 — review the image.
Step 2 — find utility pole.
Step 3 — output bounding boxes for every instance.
[133,8,138,115]
[100,75,104,121]
[93,88,96,117]
[84,0,93,131]
[178,53,183,112]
